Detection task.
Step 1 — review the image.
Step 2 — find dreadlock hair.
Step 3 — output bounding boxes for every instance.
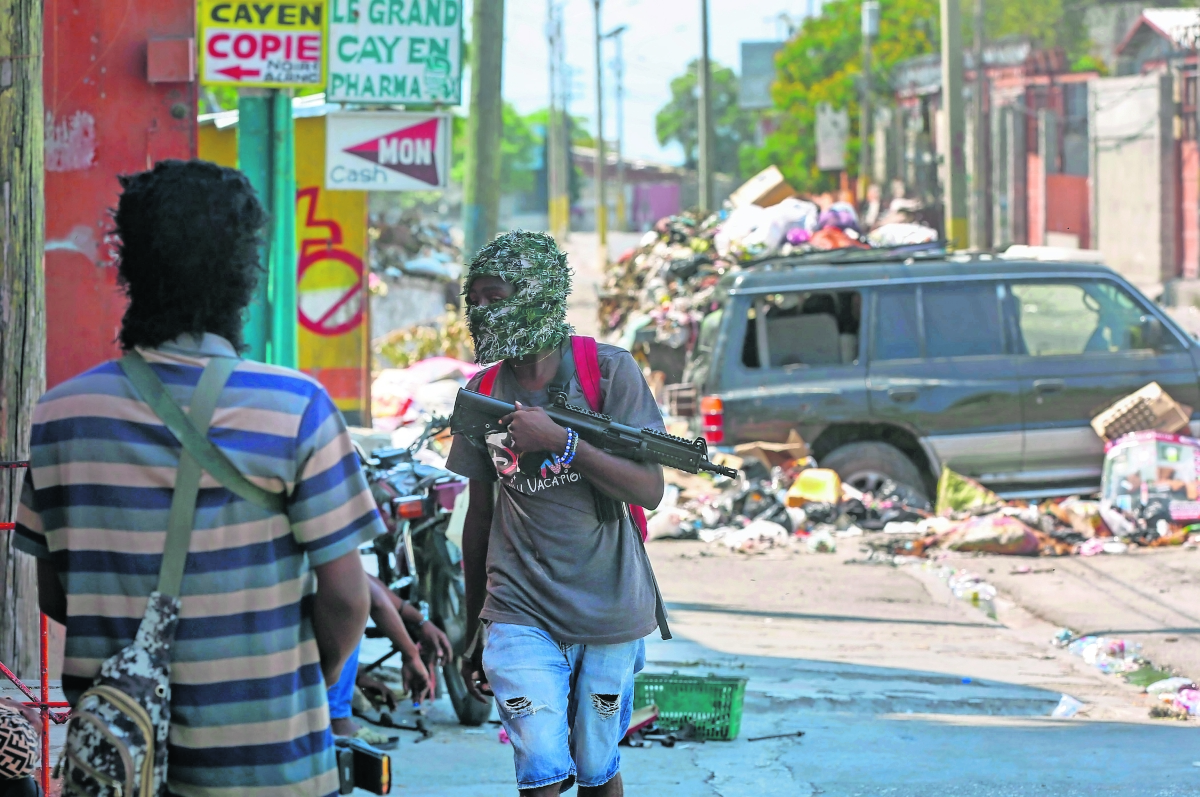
[114,159,268,352]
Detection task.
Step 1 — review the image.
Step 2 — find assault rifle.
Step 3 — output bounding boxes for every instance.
[450,388,739,478]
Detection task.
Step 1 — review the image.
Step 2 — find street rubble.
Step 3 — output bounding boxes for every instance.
[597,165,939,379]
[650,379,1200,560]
[369,206,464,284]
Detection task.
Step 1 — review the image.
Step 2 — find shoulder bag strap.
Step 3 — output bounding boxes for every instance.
[152,355,236,598]
[119,351,286,517]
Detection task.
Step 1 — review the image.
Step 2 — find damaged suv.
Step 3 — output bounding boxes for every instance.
[676,253,1200,502]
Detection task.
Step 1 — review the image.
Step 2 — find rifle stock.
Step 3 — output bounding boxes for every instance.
[450,388,739,479]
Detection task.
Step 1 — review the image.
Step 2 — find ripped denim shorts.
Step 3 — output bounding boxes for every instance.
[482,622,646,791]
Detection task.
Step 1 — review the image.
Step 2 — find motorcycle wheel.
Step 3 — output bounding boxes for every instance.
[425,522,494,726]
[443,657,493,726]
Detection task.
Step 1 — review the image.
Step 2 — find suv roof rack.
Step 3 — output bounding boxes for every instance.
[747,240,949,269]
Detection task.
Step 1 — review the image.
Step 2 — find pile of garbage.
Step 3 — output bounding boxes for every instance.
[1052,629,1199,720]
[369,207,463,284]
[374,306,474,370]
[597,165,938,353]
[371,356,480,432]
[656,379,1200,560]
[647,433,934,555]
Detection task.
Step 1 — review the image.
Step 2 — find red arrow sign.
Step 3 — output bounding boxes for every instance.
[217,65,262,81]
[343,119,440,186]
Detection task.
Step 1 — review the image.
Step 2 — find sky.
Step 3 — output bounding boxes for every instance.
[495,0,823,166]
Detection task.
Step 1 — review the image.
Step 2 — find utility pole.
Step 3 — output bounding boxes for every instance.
[971,0,989,249]
[0,0,45,678]
[604,25,628,232]
[464,0,506,260]
[238,89,297,368]
[546,0,565,240]
[859,1,879,202]
[698,0,714,211]
[940,0,969,248]
[592,0,608,267]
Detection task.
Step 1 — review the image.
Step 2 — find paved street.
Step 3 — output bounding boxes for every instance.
[363,542,1200,796]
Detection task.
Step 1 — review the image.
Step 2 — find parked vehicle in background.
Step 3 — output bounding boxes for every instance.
[675,252,1200,501]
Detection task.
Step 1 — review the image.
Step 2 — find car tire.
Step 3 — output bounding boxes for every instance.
[820,442,928,502]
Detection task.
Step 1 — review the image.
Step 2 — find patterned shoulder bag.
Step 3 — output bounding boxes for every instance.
[60,351,284,797]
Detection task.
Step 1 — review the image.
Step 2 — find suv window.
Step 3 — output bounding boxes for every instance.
[923,283,1004,358]
[873,288,920,361]
[741,290,862,368]
[1010,280,1176,355]
[871,281,1004,361]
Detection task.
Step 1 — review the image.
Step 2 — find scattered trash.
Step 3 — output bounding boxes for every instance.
[787,468,842,506]
[1050,694,1085,719]
[945,568,998,619]
[944,515,1040,556]
[598,169,936,370]
[1067,636,1143,675]
[369,208,463,283]
[747,731,806,742]
[1146,677,1197,696]
[370,356,480,431]
[806,529,837,553]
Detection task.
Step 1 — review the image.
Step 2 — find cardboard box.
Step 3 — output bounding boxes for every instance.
[734,430,810,470]
[728,165,797,209]
[1090,382,1192,442]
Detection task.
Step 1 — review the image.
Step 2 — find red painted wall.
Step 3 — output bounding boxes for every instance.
[1026,153,1044,247]
[44,0,197,388]
[1045,174,1090,251]
[1180,140,1199,279]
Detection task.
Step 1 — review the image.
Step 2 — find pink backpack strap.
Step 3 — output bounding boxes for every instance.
[571,336,603,412]
[571,336,649,541]
[479,363,501,396]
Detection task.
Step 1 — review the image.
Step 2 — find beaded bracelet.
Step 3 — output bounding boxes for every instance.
[561,428,578,467]
[553,427,578,469]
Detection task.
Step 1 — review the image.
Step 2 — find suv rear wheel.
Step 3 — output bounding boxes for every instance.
[820,442,928,503]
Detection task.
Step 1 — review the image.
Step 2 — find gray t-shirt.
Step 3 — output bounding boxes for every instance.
[445,343,664,645]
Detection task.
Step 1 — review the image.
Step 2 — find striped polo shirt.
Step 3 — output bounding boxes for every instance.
[14,333,385,797]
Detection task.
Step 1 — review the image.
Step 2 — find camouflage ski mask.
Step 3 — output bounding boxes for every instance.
[464,230,574,364]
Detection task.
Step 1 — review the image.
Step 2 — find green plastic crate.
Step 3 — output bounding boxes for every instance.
[633,672,748,741]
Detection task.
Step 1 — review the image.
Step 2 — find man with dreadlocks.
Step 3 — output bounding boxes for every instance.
[446,231,667,797]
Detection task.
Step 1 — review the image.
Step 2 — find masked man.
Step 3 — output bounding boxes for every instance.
[446,231,667,797]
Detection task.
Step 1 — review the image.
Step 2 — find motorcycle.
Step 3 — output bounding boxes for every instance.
[355,417,493,726]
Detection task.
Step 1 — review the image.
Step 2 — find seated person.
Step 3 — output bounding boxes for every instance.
[327,574,454,747]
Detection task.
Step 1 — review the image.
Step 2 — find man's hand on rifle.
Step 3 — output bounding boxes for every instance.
[501,402,568,456]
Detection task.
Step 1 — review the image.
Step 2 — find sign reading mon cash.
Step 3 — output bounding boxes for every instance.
[327,0,462,104]
[325,111,451,191]
[199,1,326,87]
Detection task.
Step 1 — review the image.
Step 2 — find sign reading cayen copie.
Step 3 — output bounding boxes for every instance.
[325,111,452,191]
[199,0,327,88]
[327,0,462,104]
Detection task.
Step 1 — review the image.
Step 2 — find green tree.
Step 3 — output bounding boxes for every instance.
[656,60,756,177]
[756,0,939,193]
[450,102,541,194]
[756,0,1099,194]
